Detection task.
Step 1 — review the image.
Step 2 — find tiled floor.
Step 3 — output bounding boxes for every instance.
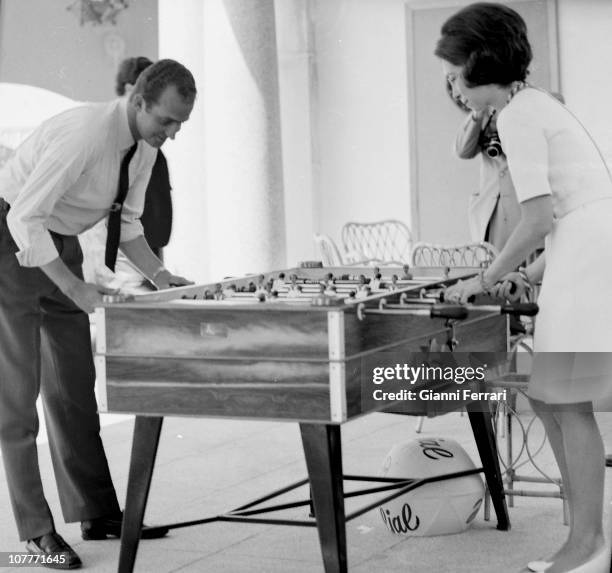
[1,402,611,572]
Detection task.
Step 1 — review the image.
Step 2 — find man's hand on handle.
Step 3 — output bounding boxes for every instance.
[65,282,120,314]
[153,270,193,290]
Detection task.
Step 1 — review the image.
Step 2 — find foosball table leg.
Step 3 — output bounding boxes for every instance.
[466,403,511,531]
[299,423,347,573]
[118,415,164,573]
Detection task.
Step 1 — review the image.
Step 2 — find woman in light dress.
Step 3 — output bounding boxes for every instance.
[438,3,612,572]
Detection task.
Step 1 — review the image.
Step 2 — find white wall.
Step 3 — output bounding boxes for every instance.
[310,0,411,250]
[275,0,317,266]
[557,0,612,162]
[0,0,158,101]
[157,0,207,281]
[160,1,286,283]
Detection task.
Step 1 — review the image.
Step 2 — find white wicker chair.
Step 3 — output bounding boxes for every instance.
[340,220,412,265]
[410,241,499,268]
[313,233,345,266]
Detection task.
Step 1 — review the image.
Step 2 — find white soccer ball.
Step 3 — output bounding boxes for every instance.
[379,437,485,536]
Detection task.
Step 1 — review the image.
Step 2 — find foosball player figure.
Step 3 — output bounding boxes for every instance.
[324,272,335,287]
[213,283,224,300]
[247,281,257,293]
[255,275,268,298]
[357,275,370,294]
[401,264,413,280]
[255,285,267,299]
[388,274,399,290]
[371,272,382,290]
[356,286,372,299]
[443,266,451,280]
[287,283,303,298]
[222,283,238,298]
[272,272,286,291]
[325,284,338,296]
[204,290,214,300]
[287,273,300,292]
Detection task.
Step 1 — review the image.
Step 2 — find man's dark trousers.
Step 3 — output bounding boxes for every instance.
[0,201,120,540]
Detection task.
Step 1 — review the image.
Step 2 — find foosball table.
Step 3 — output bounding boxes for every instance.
[95,264,536,573]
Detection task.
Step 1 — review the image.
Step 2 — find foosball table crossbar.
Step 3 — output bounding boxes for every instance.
[151,467,484,531]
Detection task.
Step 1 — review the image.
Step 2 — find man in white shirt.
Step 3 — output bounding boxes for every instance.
[0,59,195,569]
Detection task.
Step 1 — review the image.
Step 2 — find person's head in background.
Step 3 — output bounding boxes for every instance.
[435,2,532,112]
[125,58,197,149]
[115,56,153,97]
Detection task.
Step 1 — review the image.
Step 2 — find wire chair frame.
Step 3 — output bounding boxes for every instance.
[341,219,412,264]
[340,220,412,265]
[410,241,499,268]
[313,233,345,266]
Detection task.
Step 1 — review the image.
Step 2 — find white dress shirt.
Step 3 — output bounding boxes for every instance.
[0,98,156,267]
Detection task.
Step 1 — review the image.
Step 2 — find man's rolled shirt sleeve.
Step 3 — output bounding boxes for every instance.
[7,140,89,267]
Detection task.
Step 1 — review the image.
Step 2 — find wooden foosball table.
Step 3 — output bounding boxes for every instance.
[95,265,536,573]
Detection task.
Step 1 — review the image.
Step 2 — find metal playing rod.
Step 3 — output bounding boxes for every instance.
[357,302,539,321]
[357,303,468,321]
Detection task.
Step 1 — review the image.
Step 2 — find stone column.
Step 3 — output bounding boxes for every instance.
[159,0,286,281]
[158,0,208,281]
[203,0,286,279]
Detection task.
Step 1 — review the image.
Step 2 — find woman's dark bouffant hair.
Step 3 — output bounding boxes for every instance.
[434,2,532,87]
[115,56,154,96]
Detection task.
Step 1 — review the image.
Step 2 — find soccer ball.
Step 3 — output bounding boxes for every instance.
[379,437,485,536]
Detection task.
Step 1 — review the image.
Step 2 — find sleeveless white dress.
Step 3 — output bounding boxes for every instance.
[498,88,612,405]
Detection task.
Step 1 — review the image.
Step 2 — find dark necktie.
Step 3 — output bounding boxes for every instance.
[105,142,138,271]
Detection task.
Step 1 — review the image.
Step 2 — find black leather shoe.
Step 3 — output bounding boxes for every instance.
[81,513,169,540]
[26,532,82,569]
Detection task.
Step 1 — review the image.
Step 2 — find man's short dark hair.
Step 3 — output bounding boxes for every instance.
[115,56,153,96]
[435,2,532,87]
[130,59,197,106]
